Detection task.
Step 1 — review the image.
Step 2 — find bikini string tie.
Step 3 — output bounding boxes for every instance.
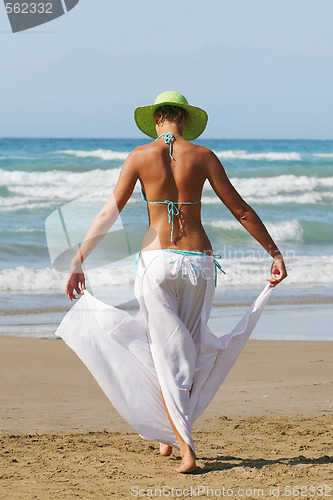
[162,132,174,159]
[165,200,180,242]
[156,132,181,159]
[212,254,227,286]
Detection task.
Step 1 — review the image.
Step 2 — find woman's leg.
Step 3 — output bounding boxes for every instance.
[160,392,196,473]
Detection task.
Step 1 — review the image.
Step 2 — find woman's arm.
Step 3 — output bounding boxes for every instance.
[66,151,139,300]
[205,150,287,287]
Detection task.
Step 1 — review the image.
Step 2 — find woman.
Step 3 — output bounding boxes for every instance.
[60,91,287,474]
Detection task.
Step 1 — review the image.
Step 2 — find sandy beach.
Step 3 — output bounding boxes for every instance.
[0,336,332,499]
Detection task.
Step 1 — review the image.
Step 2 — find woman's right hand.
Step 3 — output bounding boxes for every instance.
[66,264,86,301]
[267,257,288,288]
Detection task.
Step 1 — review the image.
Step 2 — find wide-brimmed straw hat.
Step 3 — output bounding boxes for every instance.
[134,91,208,141]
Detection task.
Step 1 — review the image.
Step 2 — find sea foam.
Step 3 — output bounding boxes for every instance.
[59,148,301,162]
[208,219,304,242]
[1,254,332,292]
[59,149,129,161]
[202,174,333,204]
[0,168,122,212]
[214,150,302,161]
[1,169,333,213]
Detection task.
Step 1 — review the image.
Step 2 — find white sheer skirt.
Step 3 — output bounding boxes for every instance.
[55,250,272,453]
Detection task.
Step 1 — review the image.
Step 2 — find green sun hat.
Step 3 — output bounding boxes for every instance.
[134,91,208,141]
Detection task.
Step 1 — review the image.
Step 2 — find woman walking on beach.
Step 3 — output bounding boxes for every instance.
[58,91,287,473]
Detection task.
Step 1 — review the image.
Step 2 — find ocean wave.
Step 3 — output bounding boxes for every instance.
[314,153,333,158]
[202,192,333,205]
[231,174,333,195]
[219,255,333,287]
[1,170,333,212]
[246,192,333,204]
[3,227,44,234]
[214,150,302,161]
[0,267,66,292]
[202,174,333,193]
[0,154,40,161]
[208,220,304,242]
[2,170,332,195]
[0,168,122,211]
[1,255,332,292]
[0,264,134,292]
[0,197,58,212]
[0,167,121,188]
[59,149,129,161]
[227,175,333,204]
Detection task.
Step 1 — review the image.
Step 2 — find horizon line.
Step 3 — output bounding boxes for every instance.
[1,136,333,141]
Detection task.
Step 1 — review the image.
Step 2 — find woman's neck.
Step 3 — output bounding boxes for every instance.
[155,122,184,138]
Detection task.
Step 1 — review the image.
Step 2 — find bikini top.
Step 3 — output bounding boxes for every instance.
[140,133,201,242]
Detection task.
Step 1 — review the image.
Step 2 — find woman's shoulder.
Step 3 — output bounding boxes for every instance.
[186,143,217,163]
[191,143,213,155]
[129,141,157,157]
[191,144,221,162]
[124,143,155,166]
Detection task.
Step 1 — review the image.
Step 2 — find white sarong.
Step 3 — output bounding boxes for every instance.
[55,250,272,453]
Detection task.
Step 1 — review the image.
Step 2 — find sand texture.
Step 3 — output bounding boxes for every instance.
[0,337,332,498]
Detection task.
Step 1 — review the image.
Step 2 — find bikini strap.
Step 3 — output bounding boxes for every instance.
[140,186,148,202]
[141,194,201,242]
[156,132,182,159]
[212,254,227,286]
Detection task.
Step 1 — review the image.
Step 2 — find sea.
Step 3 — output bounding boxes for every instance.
[0,138,332,340]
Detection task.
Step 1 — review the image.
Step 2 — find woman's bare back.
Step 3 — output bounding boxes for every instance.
[134,136,213,252]
[66,92,287,296]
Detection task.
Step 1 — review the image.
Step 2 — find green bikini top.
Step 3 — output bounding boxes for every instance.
[140,133,201,242]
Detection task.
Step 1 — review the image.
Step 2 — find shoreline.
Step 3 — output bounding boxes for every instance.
[1,300,333,341]
[1,282,333,342]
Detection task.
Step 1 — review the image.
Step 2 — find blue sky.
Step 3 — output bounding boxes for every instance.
[1,0,332,139]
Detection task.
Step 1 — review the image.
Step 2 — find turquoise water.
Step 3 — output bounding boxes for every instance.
[0,138,332,339]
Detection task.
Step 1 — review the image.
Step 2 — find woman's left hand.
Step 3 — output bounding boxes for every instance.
[66,266,86,301]
[267,257,288,287]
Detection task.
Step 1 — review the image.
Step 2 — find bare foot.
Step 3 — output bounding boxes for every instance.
[176,446,197,473]
[159,443,172,456]
[176,457,197,473]
[159,390,196,472]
